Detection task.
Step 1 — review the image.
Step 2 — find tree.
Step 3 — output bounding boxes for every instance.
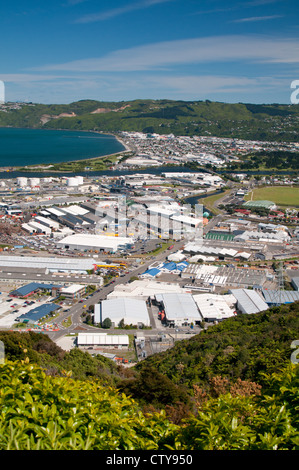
[102,317,112,329]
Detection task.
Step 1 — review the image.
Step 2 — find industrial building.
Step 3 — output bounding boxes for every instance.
[183,242,251,261]
[77,332,129,349]
[10,282,61,298]
[16,303,61,324]
[193,293,236,322]
[94,297,150,328]
[229,289,269,314]
[291,277,299,291]
[60,284,86,299]
[0,256,97,273]
[56,234,134,253]
[181,264,267,289]
[107,279,189,300]
[154,292,202,327]
[261,289,299,306]
[141,261,189,278]
[234,230,290,243]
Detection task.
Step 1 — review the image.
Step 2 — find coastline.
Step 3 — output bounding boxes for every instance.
[0,129,133,173]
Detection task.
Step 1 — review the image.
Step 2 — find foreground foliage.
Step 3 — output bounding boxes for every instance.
[0,359,298,450]
[0,360,176,450]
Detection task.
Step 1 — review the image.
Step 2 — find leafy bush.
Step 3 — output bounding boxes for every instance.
[1,360,298,450]
[178,364,299,450]
[0,360,177,450]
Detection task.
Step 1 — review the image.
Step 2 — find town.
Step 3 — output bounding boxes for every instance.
[0,131,299,366]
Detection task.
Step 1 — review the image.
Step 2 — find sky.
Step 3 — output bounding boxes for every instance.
[1,0,299,104]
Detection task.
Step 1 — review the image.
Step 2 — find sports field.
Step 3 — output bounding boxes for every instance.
[245,186,299,208]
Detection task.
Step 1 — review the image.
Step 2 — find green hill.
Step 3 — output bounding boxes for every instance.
[130,302,299,395]
[1,99,299,142]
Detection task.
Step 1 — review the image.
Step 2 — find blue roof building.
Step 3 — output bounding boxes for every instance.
[16,303,61,323]
[10,282,62,298]
[140,268,161,278]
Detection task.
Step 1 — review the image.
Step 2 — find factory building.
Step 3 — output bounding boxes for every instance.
[94,297,150,328]
[77,333,129,349]
[16,303,61,324]
[10,282,62,298]
[229,289,269,314]
[154,292,202,327]
[56,234,134,253]
[193,293,236,322]
[261,289,299,306]
[0,256,97,273]
[107,279,189,300]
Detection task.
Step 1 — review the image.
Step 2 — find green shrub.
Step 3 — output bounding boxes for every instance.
[0,360,177,450]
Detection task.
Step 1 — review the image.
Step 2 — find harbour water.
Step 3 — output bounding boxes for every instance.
[0,128,125,168]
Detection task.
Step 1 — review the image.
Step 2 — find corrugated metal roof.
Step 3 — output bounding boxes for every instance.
[96,297,150,326]
[155,293,201,321]
[262,289,299,305]
[17,303,60,322]
[229,289,268,314]
[10,282,61,297]
[77,333,129,346]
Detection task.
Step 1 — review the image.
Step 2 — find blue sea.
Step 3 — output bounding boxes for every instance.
[0,128,125,167]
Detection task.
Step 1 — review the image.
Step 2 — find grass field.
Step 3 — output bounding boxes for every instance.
[245,186,299,208]
[198,189,231,215]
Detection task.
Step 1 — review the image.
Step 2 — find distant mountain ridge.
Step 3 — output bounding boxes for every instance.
[1,99,299,142]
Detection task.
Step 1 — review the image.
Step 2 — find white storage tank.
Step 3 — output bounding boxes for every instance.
[67,177,79,187]
[17,177,28,187]
[29,178,40,187]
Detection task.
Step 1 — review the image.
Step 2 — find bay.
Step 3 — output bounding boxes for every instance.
[0,128,125,168]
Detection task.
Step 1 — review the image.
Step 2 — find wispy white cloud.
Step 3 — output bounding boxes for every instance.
[244,0,282,6]
[4,72,289,104]
[232,14,283,23]
[74,0,174,24]
[33,35,299,73]
[191,0,283,16]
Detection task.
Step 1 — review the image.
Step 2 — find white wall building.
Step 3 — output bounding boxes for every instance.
[77,332,129,348]
[94,297,150,327]
[155,292,202,326]
[56,234,134,253]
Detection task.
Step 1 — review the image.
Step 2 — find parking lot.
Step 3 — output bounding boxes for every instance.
[0,293,57,328]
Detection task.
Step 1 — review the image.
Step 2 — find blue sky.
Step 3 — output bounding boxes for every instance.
[1,0,298,104]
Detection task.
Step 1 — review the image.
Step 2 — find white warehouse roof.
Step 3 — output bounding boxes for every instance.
[57,234,134,252]
[95,297,150,327]
[61,284,85,294]
[155,292,202,325]
[193,293,236,321]
[107,279,188,300]
[0,256,97,273]
[77,333,129,346]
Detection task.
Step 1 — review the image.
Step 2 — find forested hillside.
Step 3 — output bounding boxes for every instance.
[1,99,299,142]
[0,302,298,450]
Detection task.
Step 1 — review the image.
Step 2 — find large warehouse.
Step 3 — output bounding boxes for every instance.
[193,293,236,322]
[154,292,202,327]
[229,289,269,314]
[56,234,134,253]
[77,333,129,349]
[107,279,188,300]
[0,255,97,273]
[16,303,61,324]
[94,297,150,328]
